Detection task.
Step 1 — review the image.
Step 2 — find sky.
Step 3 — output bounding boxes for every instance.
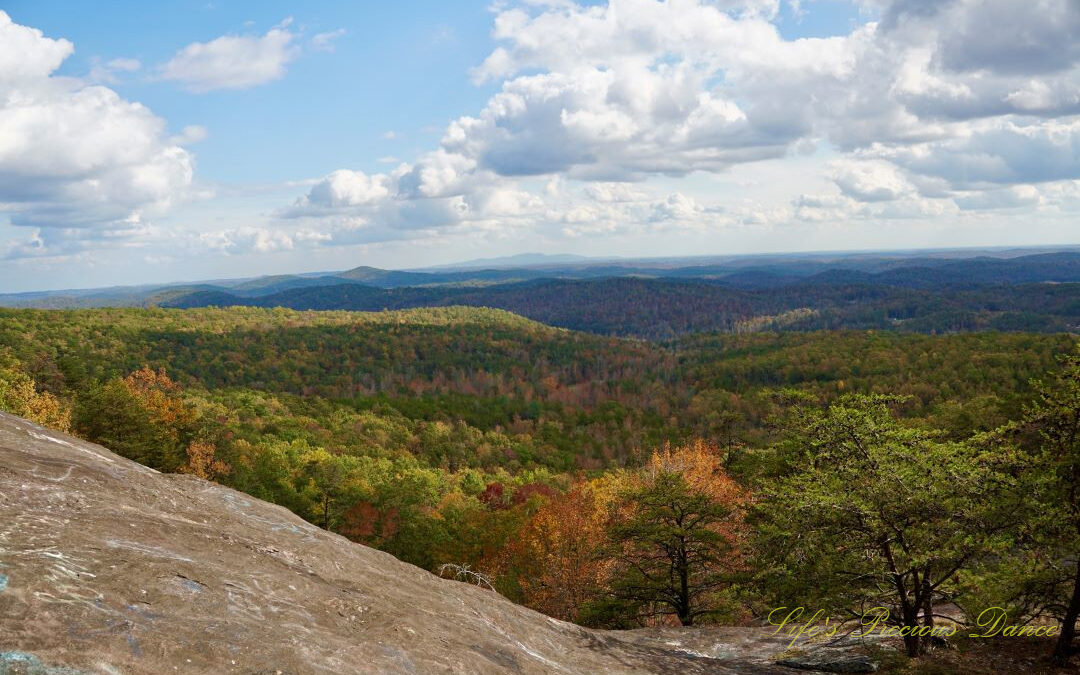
[0,0,1078,291]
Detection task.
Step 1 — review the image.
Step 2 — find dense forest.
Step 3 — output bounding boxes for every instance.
[1,305,1078,664]
[163,275,1079,337]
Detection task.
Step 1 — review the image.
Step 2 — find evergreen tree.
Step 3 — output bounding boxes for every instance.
[591,470,738,626]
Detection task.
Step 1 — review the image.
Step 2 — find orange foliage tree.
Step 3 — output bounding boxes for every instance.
[181,440,231,481]
[121,367,195,432]
[74,366,203,472]
[502,479,616,621]
[501,440,750,626]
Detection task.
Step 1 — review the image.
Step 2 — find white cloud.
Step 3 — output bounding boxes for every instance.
[159,20,298,92]
[456,0,863,181]
[88,56,141,84]
[922,0,1080,76]
[954,185,1045,211]
[0,12,72,82]
[9,0,1078,271]
[650,192,704,222]
[108,57,141,72]
[199,226,295,254]
[0,11,194,259]
[584,182,648,203]
[303,170,391,208]
[793,193,860,222]
[311,28,346,52]
[875,118,1080,189]
[169,125,209,145]
[396,149,479,198]
[832,159,915,202]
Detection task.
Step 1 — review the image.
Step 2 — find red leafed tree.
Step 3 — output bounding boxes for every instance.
[341,501,400,542]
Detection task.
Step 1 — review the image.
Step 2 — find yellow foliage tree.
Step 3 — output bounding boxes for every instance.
[643,439,751,572]
[646,439,750,507]
[0,363,71,432]
[121,367,193,430]
[181,440,231,481]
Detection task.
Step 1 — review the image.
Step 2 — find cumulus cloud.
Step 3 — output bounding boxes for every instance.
[875,118,1080,188]
[303,170,390,208]
[649,192,706,222]
[458,0,859,179]
[832,160,915,202]
[925,0,1080,76]
[159,19,299,92]
[954,185,1044,211]
[0,11,194,259]
[270,0,1080,252]
[0,12,72,81]
[199,226,295,254]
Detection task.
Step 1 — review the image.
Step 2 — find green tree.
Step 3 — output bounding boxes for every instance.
[591,470,738,626]
[753,394,1026,657]
[74,379,175,469]
[72,369,198,472]
[1015,350,1080,666]
[298,448,357,530]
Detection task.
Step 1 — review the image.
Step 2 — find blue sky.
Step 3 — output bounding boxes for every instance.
[5,1,500,182]
[8,0,861,184]
[0,0,1077,291]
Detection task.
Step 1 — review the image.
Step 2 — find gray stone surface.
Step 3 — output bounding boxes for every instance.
[776,651,878,673]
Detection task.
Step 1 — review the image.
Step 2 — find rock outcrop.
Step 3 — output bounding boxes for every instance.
[0,412,859,674]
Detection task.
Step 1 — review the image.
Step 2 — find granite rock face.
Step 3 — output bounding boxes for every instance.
[0,412,852,674]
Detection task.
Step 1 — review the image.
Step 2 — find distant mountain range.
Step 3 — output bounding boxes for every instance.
[3,248,1078,337]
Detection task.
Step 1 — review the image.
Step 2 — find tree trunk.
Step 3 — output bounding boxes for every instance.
[678,553,692,626]
[1053,561,1080,666]
[921,575,934,628]
[884,540,921,657]
[901,605,921,657]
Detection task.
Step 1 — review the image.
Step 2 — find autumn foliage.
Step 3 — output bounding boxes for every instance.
[121,367,194,431]
[644,439,750,569]
[500,440,749,625]
[0,355,71,432]
[181,440,231,481]
[503,481,613,621]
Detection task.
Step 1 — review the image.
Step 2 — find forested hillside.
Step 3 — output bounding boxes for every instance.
[163,276,1077,337]
[1,305,1078,666]
[1,307,1070,465]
